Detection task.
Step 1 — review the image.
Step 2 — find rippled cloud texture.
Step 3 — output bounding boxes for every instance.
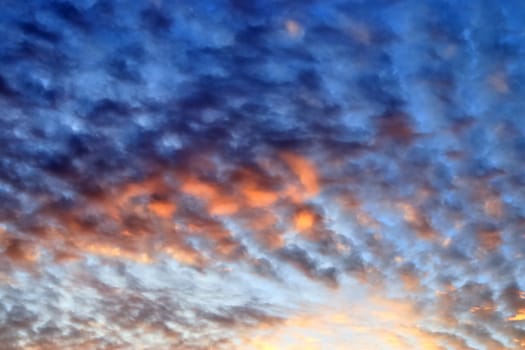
[1,0,525,349]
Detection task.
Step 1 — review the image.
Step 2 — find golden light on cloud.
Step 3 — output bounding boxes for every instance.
[280,152,320,199]
[163,245,204,267]
[148,200,176,219]
[180,175,220,201]
[240,288,443,350]
[209,197,240,216]
[241,185,279,208]
[80,242,152,264]
[508,309,525,321]
[294,209,315,231]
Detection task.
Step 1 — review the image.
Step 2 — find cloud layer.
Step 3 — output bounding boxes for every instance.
[1,0,525,349]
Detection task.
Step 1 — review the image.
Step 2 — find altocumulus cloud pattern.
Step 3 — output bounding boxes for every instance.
[1,0,525,349]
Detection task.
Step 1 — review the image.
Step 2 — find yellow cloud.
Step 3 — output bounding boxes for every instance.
[508,309,525,321]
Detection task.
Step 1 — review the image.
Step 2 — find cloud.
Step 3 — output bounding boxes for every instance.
[0,0,525,349]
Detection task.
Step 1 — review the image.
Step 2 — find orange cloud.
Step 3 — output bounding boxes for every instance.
[209,198,240,216]
[290,206,329,242]
[163,243,206,267]
[148,200,177,219]
[180,175,219,200]
[294,208,316,231]
[102,176,173,219]
[3,238,39,265]
[508,309,525,321]
[280,152,320,199]
[76,240,153,264]
[397,202,438,240]
[241,185,279,208]
[234,167,280,208]
[179,174,241,216]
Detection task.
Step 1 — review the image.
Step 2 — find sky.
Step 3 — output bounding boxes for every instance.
[0,0,525,349]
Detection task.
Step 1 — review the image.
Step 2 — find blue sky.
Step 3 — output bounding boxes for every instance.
[1,0,525,349]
